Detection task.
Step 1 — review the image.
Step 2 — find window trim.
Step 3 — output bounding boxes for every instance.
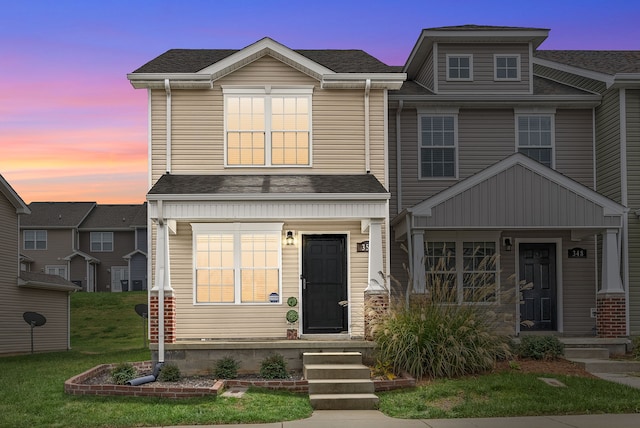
[418,109,459,180]
[90,232,114,252]
[223,86,313,168]
[24,230,47,250]
[422,232,500,305]
[494,54,521,81]
[45,265,68,279]
[515,110,556,168]
[446,54,473,81]
[191,222,284,305]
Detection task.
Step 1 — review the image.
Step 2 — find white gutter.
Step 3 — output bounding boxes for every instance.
[365,78,371,173]
[620,88,630,336]
[395,100,404,212]
[164,79,172,174]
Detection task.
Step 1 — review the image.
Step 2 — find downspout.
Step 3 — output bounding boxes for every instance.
[395,100,404,212]
[619,88,630,336]
[164,79,172,174]
[405,212,413,308]
[364,78,371,173]
[592,108,599,313]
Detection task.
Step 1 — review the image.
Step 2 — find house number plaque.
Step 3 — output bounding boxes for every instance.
[568,248,587,258]
[357,241,369,252]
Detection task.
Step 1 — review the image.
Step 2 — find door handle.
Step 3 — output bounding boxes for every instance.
[301,275,307,290]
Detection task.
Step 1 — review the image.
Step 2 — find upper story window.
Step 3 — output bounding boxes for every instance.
[224,87,312,167]
[192,223,283,305]
[516,114,554,168]
[24,230,46,250]
[91,232,113,252]
[419,113,458,179]
[446,55,473,81]
[495,55,520,80]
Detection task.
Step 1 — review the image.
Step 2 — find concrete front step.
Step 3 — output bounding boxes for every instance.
[303,352,364,365]
[308,378,375,394]
[309,393,379,410]
[304,363,371,380]
[570,358,640,374]
[564,347,610,359]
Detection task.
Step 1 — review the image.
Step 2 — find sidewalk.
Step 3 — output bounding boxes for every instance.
[158,411,640,428]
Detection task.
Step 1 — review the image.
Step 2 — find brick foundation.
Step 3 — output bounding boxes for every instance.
[596,293,627,338]
[364,291,389,340]
[150,295,176,344]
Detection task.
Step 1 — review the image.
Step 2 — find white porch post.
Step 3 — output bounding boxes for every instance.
[365,219,385,292]
[601,228,624,293]
[412,230,426,294]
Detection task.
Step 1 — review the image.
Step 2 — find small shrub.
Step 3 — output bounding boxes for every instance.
[213,356,239,379]
[157,363,181,382]
[259,353,288,379]
[517,335,564,360]
[632,337,640,360]
[111,362,137,385]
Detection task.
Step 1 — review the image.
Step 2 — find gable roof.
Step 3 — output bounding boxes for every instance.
[147,174,389,200]
[0,174,29,214]
[128,37,405,90]
[394,153,625,232]
[79,204,146,230]
[21,202,95,228]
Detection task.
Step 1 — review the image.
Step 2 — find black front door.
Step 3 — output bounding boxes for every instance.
[302,235,348,334]
[519,243,557,331]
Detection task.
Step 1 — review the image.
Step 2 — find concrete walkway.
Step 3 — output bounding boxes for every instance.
[159,411,640,428]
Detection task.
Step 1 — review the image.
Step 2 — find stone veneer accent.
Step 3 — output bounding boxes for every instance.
[596,293,627,338]
[149,295,176,344]
[65,361,415,398]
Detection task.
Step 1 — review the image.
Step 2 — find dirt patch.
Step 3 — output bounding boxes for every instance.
[494,357,597,378]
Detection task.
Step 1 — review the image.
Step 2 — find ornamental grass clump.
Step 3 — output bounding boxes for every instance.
[375,251,512,380]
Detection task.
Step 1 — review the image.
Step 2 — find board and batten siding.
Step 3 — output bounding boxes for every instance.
[166,221,371,339]
[150,55,387,186]
[626,89,640,334]
[437,43,530,93]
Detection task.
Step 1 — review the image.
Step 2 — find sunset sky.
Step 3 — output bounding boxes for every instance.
[2,0,639,204]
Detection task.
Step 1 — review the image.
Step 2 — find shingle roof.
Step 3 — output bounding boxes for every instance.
[133,49,396,74]
[80,204,147,229]
[148,174,388,196]
[535,50,640,75]
[22,202,96,228]
[19,271,81,292]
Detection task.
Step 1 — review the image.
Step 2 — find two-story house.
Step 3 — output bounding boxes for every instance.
[21,202,147,292]
[533,51,640,336]
[127,37,405,372]
[389,25,627,339]
[0,175,80,354]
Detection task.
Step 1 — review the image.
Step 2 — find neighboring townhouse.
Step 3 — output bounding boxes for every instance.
[78,204,148,292]
[533,50,640,336]
[127,37,405,372]
[389,26,628,339]
[21,202,147,292]
[0,175,80,354]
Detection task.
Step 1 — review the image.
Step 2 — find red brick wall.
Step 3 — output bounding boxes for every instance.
[149,295,176,344]
[596,294,626,338]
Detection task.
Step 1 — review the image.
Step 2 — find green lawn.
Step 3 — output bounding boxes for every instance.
[1,291,640,428]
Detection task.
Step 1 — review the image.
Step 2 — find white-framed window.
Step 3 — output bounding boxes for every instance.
[91,232,113,252]
[516,114,554,168]
[422,233,499,304]
[419,113,458,178]
[224,87,312,167]
[446,54,473,81]
[24,230,47,250]
[495,55,520,80]
[46,265,67,279]
[192,223,283,304]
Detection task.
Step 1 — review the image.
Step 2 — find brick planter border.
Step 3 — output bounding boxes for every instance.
[65,361,415,398]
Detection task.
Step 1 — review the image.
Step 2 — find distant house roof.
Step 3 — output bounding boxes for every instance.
[79,204,147,230]
[18,271,81,292]
[130,202,147,227]
[0,174,29,214]
[535,50,640,75]
[132,48,397,74]
[147,174,389,198]
[22,202,95,228]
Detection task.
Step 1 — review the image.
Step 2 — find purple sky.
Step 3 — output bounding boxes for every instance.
[1,0,638,203]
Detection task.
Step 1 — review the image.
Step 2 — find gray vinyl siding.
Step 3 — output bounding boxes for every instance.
[437,44,530,93]
[21,229,74,276]
[555,109,595,188]
[626,89,640,334]
[595,89,622,203]
[415,49,434,91]
[130,253,147,290]
[534,64,607,94]
[137,228,148,252]
[79,230,136,292]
